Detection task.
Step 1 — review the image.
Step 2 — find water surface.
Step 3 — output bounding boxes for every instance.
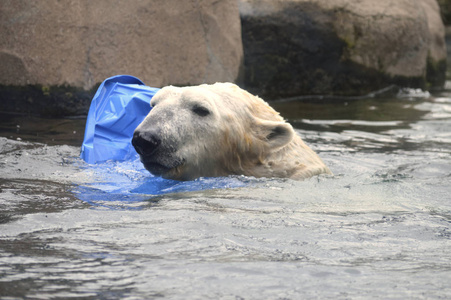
[0,87,450,299]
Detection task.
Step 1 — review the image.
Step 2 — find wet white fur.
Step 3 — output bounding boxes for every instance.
[135,83,332,181]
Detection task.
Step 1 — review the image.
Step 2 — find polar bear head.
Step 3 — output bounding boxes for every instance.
[132,83,294,181]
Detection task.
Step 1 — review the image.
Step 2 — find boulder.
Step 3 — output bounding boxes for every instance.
[239,0,447,99]
[0,0,243,115]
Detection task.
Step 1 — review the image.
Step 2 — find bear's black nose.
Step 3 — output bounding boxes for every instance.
[132,130,161,157]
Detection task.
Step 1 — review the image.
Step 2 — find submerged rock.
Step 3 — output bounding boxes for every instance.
[239,0,447,99]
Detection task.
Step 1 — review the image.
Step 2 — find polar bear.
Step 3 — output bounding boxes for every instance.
[132,83,332,181]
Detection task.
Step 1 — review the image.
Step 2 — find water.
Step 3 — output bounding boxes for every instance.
[0,86,450,299]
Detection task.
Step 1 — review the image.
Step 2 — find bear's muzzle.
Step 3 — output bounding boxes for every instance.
[132,130,161,157]
[132,129,185,178]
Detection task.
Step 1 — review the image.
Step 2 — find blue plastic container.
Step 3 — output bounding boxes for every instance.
[80,75,160,164]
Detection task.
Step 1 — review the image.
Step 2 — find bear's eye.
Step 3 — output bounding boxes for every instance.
[192,105,210,117]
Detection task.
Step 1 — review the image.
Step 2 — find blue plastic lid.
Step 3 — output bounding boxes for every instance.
[80,75,160,164]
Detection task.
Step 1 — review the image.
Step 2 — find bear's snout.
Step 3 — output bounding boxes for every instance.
[132,130,161,157]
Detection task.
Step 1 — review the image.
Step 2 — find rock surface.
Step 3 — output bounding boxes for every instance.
[0,0,243,90]
[239,0,447,99]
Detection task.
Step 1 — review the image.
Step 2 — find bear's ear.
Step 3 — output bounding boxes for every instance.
[256,119,294,150]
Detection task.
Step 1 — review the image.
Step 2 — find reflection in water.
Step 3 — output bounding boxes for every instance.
[0,88,450,298]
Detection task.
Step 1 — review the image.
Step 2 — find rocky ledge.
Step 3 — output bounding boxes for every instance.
[0,0,448,116]
[0,0,243,116]
[239,0,447,99]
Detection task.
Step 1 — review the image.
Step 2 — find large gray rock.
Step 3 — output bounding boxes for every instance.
[0,0,243,114]
[239,0,447,99]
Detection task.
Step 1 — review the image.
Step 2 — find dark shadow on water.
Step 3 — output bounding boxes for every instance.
[270,95,428,133]
[0,112,86,146]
